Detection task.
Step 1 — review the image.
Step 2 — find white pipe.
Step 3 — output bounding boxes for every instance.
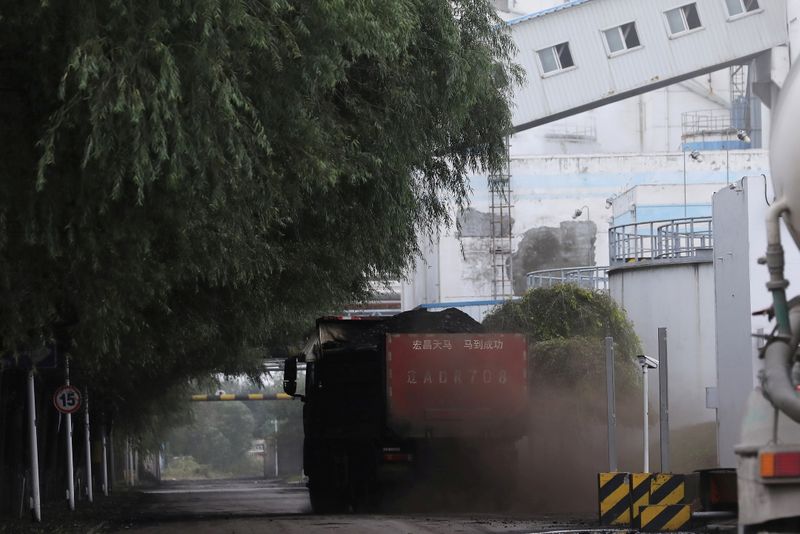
[83,392,93,503]
[65,358,75,511]
[273,419,279,478]
[101,426,109,497]
[762,303,800,424]
[124,439,130,486]
[643,366,649,473]
[27,371,41,522]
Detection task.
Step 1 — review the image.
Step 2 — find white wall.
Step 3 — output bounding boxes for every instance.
[713,175,800,466]
[610,261,718,471]
[402,151,769,309]
[510,74,744,156]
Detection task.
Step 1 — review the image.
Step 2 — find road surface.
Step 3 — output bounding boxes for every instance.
[119,478,600,534]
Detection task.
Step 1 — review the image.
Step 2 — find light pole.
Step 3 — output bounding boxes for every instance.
[637,354,659,472]
[727,130,752,185]
[572,205,590,221]
[683,150,703,217]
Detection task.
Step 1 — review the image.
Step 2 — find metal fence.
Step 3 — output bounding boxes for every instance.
[681,109,738,136]
[526,266,609,292]
[608,217,713,265]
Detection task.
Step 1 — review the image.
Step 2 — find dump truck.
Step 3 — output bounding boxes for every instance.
[282,308,527,513]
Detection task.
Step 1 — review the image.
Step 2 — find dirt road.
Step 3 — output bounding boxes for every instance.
[119,478,597,534]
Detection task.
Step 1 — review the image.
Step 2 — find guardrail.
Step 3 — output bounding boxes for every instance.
[526,266,609,292]
[681,109,740,136]
[609,217,713,265]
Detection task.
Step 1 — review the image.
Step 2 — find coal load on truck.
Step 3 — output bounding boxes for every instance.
[290,308,528,513]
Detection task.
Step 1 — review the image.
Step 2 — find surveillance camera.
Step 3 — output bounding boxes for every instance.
[636,354,659,369]
[737,130,751,143]
[689,150,704,163]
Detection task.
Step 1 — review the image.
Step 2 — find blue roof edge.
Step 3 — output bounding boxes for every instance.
[505,0,594,26]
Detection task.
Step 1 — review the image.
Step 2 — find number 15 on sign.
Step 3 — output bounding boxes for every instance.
[53,385,82,414]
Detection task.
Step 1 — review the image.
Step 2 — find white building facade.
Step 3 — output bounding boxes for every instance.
[398,0,800,470]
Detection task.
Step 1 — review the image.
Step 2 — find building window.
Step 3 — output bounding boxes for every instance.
[665,3,702,36]
[725,0,760,17]
[537,42,574,74]
[603,22,641,55]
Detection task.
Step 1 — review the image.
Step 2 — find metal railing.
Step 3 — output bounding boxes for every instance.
[526,266,609,292]
[681,109,739,136]
[609,217,713,265]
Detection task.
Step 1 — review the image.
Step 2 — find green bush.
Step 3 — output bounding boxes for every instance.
[484,284,641,396]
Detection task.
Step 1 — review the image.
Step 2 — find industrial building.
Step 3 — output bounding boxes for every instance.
[400,0,799,473]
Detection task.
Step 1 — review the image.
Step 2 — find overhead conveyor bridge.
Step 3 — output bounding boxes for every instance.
[508,0,788,132]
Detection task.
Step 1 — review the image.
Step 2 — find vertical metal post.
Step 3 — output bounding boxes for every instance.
[124,439,130,486]
[605,336,618,472]
[109,428,116,492]
[643,365,650,472]
[65,357,75,511]
[273,419,279,478]
[683,151,688,217]
[101,425,109,496]
[83,391,93,503]
[156,446,162,482]
[262,435,268,478]
[27,371,41,522]
[658,327,670,473]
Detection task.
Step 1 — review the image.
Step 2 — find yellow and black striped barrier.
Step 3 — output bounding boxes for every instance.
[639,503,691,531]
[650,473,685,506]
[190,393,293,401]
[629,473,651,524]
[599,472,687,527]
[598,472,631,526]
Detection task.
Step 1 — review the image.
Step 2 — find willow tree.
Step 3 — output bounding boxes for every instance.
[0,1,521,423]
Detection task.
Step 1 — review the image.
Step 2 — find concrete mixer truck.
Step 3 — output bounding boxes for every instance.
[735,57,800,532]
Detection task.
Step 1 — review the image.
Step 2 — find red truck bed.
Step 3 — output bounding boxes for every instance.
[386,333,527,439]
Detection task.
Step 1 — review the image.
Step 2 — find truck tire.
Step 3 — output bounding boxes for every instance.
[308,480,347,514]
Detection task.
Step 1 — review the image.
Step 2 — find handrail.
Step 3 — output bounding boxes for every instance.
[609,216,713,265]
[526,265,609,292]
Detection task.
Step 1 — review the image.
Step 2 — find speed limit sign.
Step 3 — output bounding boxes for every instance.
[53,385,82,414]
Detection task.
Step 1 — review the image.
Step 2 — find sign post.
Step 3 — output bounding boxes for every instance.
[83,391,93,503]
[54,358,80,511]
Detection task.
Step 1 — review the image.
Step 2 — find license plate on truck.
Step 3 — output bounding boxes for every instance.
[386,333,527,438]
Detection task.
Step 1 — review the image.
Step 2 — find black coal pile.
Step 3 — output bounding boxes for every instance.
[382,307,484,334]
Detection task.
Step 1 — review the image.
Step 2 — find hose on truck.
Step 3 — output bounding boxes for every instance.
[761,304,800,424]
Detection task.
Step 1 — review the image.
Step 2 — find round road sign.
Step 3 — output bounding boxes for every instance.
[53,385,82,414]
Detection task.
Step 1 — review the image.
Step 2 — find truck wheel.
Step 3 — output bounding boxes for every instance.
[308,480,347,514]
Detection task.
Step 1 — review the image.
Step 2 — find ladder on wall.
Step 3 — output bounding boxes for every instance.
[489,142,514,300]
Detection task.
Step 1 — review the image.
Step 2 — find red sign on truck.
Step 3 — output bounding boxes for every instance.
[386,333,527,438]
